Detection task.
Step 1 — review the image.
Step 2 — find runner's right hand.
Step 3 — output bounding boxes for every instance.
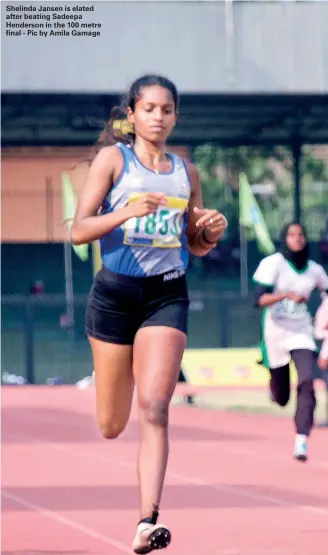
[285,292,306,303]
[128,193,168,218]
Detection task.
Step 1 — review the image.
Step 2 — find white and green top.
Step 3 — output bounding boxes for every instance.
[253,252,328,331]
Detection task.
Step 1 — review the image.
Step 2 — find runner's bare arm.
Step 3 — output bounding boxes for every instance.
[70,146,133,245]
[185,162,226,256]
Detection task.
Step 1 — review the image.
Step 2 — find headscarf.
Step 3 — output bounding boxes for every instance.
[279,222,309,271]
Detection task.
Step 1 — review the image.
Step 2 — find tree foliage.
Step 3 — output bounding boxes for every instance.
[192,144,328,240]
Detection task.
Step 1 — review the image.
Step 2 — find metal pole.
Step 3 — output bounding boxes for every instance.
[64,241,76,383]
[45,176,54,241]
[240,224,249,298]
[224,0,236,89]
[64,241,75,328]
[293,141,301,222]
[220,297,230,348]
[25,300,35,384]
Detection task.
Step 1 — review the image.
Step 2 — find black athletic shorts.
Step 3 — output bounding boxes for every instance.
[85,266,190,345]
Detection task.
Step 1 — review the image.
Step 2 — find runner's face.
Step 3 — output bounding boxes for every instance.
[127,85,177,143]
[285,224,306,252]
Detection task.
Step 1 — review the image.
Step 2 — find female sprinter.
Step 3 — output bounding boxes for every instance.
[71,75,227,553]
[315,292,328,372]
[315,292,328,424]
[253,222,328,462]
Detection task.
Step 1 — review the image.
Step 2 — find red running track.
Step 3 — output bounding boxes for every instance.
[2,386,328,555]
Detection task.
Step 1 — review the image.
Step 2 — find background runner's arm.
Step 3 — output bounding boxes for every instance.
[316,264,328,293]
[255,286,305,308]
[315,297,328,367]
[185,162,225,256]
[254,284,286,308]
[71,146,133,245]
[253,257,304,308]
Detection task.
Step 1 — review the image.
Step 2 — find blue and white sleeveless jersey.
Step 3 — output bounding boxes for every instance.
[99,143,191,277]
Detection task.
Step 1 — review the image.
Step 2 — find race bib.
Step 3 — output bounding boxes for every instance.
[123,194,188,248]
[273,298,307,321]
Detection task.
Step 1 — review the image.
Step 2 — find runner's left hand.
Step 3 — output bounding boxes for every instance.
[194,207,228,239]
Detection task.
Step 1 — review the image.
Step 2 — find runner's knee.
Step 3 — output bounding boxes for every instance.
[98,416,126,439]
[139,398,169,428]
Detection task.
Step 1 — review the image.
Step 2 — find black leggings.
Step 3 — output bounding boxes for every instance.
[270,349,316,436]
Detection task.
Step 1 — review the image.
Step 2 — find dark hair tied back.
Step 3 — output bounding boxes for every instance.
[95,105,135,149]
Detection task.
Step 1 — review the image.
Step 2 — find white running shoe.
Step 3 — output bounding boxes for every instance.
[294,434,308,462]
[132,522,171,554]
